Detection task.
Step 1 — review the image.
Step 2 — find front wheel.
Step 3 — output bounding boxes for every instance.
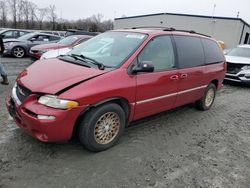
[78,103,126,152]
[195,83,216,111]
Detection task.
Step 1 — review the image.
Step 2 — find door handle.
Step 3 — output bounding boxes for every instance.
[180,74,188,79]
[170,75,179,80]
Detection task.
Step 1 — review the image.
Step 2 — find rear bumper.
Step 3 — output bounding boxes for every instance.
[6,94,88,142]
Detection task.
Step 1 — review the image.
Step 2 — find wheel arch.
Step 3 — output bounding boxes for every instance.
[72,97,130,138]
[210,79,219,89]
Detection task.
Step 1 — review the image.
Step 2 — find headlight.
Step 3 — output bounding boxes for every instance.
[38,95,79,109]
[38,50,48,54]
[4,42,13,47]
[241,65,250,70]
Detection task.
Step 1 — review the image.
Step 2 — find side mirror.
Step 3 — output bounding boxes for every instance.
[132,61,154,73]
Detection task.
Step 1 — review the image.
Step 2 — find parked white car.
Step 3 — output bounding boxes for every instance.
[40,47,72,60]
[224,45,250,84]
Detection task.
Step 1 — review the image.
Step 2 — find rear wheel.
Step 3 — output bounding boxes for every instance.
[196,83,216,111]
[78,103,125,152]
[12,46,25,58]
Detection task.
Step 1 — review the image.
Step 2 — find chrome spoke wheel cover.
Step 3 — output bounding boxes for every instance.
[205,88,215,107]
[94,112,120,145]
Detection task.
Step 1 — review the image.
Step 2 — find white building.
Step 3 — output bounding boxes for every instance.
[114,13,250,49]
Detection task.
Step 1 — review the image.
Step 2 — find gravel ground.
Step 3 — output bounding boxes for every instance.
[0,57,250,188]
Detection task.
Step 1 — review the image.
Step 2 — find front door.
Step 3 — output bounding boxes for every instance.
[134,35,179,120]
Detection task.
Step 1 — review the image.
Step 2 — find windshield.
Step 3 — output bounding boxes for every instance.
[58,36,78,45]
[68,31,147,68]
[227,47,250,58]
[18,33,35,40]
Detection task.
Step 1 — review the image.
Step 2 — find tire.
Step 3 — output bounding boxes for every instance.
[78,103,126,152]
[195,83,216,111]
[12,46,26,58]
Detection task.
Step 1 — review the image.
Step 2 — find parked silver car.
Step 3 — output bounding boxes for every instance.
[3,32,62,58]
[225,45,250,84]
[0,29,30,39]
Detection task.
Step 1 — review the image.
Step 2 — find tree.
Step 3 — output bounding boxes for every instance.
[17,0,24,28]
[35,8,48,29]
[48,5,57,30]
[8,0,18,28]
[0,0,8,27]
[28,1,37,29]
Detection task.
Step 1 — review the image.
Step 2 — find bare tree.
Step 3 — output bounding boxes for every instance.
[48,5,57,30]
[28,1,37,29]
[91,13,103,24]
[0,0,8,27]
[8,0,18,28]
[35,8,48,29]
[22,0,30,28]
[17,0,24,28]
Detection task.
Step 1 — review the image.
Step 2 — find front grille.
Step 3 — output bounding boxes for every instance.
[225,75,241,81]
[16,84,32,103]
[226,62,244,74]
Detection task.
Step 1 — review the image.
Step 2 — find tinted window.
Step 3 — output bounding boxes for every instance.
[58,36,79,45]
[202,39,224,64]
[3,31,14,37]
[36,35,49,41]
[138,36,175,71]
[19,31,29,37]
[174,36,204,68]
[49,35,61,41]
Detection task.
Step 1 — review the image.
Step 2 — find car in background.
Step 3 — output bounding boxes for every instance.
[224,45,250,84]
[3,32,62,58]
[65,29,99,37]
[0,29,31,39]
[41,30,66,37]
[30,35,92,60]
[40,47,72,60]
[6,29,226,151]
[40,35,111,60]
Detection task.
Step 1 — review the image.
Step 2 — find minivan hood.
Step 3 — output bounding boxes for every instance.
[225,55,250,64]
[17,58,107,94]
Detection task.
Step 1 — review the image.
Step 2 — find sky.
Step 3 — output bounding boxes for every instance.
[30,0,250,24]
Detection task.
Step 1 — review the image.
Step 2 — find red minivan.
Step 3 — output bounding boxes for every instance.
[6,28,226,151]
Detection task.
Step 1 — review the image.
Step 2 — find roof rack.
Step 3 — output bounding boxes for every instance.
[172,29,211,37]
[131,26,175,30]
[130,26,210,37]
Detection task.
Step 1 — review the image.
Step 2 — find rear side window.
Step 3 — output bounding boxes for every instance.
[174,36,204,68]
[50,36,61,41]
[201,39,224,64]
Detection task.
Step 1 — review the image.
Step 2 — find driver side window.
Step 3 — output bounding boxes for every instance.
[138,36,175,71]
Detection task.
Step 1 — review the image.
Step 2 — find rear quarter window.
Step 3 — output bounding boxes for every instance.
[201,39,224,64]
[174,36,204,68]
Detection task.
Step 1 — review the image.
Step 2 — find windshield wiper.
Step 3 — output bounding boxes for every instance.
[58,54,91,68]
[71,54,105,70]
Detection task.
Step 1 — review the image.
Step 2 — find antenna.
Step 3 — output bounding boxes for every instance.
[211,3,216,19]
